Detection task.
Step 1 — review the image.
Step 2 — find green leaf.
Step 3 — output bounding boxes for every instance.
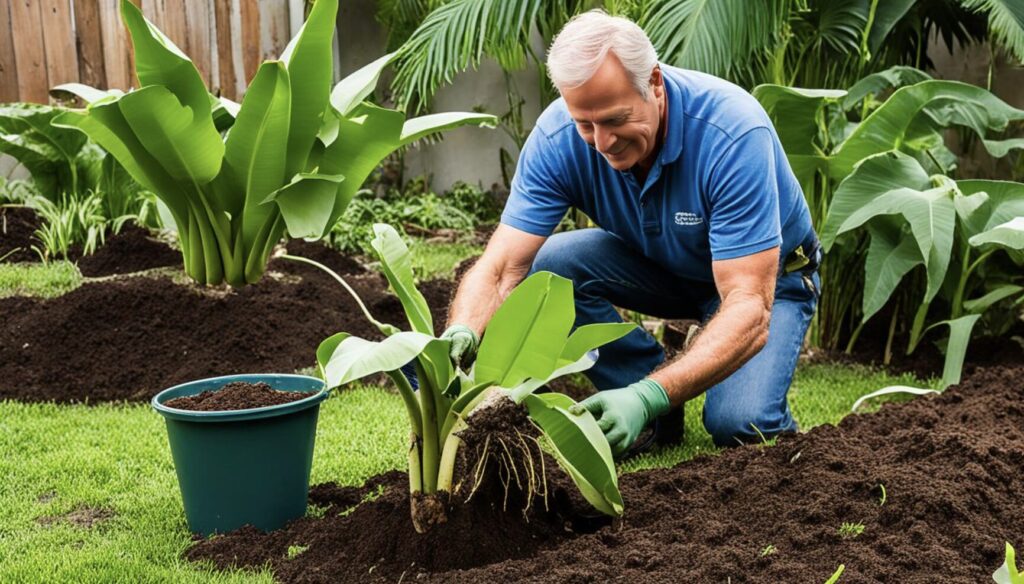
[474,271,575,387]
[330,53,396,116]
[866,2,918,54]
[222,61,291,244]
[993,542,1023,584]
[399,112,498,146]
[316,332,350,380]
[0,103,88,201]
[963,0,1024,64]
[321,332,438,388]
[506,351,599,404]
[280,0,337,177]
[969,217,1024,252]
[924,314,982,388]
[267,173,345,239]
[120,0,211,120]
[861,218,924,320]
[370,223,434,335]
[50,83,124,104]
[523,392,623,516]
[841,66,931,111]
[824,564,845,584]
[560,323,637,364]
[116,85,225,184]
[963,284,1024,314]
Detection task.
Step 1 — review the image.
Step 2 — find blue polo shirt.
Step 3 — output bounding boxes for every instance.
[502,65,813,283]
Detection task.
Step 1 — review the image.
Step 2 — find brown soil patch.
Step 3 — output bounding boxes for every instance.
[0,239,452,403]
[76,224,181,277]
[164,381,315,411]
[0,206,41,262]
[38,506,115,529]
[187,365,1023,583]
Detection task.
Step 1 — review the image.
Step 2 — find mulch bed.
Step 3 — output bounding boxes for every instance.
[188,365,1024,583]
[0,206,41,262]
[0,239,453,403]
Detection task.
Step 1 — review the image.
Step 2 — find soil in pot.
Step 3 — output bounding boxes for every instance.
[187,365,1024,583]
[164,381,317,411]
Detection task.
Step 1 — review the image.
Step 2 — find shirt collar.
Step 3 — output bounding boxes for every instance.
[659,65,685,166]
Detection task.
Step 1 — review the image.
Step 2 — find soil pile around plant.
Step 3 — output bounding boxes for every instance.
[76,224,181,276]
[0,239,452,403]
[189,366,1022,583]
[0,206,41,263]
[164,381,316,411]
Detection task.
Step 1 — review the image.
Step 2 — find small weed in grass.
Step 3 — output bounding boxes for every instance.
[760,544,777,557]
[305,504,329,519]
[286,545,309,559]
[0,261,81,298]
[838,522,865,539]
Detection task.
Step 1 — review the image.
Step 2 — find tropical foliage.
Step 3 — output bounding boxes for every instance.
[297,224,632,532]
[52,0,495,287]
[755,68,1024,385]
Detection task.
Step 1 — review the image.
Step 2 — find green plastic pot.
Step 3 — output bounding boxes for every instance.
[152,373,328,536]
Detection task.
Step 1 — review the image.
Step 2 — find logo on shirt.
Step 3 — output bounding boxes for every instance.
[674,211,704,227]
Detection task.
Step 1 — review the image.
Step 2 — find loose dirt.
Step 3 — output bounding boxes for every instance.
[0,239,452,403]
[164,381,316,411]
[76,224,181,276]
[187,365,1024,583]
[0,206,41,263]
[37,506,116,529]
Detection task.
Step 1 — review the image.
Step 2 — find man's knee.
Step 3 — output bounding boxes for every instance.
[530,230,600,279]
[702,402,791,448]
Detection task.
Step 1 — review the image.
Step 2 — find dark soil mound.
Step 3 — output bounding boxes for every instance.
[0,206,41,262]
[76,224,181,276]
[0,241,452,403]
[164,381,315,411]
[189,366,1023,583]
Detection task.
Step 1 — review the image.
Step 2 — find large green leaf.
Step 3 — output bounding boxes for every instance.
[822,151,932,250]
[962,0,1024,64]
[0,104,88,201]
[116,85,224,184]
[963,284,1024,314]
[280,0,337,177]
[399,112,498,146]
[120,0,210,120]
[370,223,434,335]
[956,180,1024,238]
[969,217,1024,252]
[560,323,637,364]
[924,314,981,388]
[222,61,290,245]
[474,271,575,387]
[753,85,846,156]
[832,80,1024,178]
[523,392,623,517]
[861,218,924,320]
[267,173,345,239]
[330,53,396,117]
[866,1,918,54]
[507,352,598,404]
[841,66,931,111]
[50,83,124,105]
[321,332,438,388]
[318,103,405,231]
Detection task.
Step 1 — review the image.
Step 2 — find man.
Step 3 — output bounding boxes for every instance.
[440,11,820,457]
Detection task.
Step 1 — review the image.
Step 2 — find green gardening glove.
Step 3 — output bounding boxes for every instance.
[439,324,479,368]
[569,379,670,457]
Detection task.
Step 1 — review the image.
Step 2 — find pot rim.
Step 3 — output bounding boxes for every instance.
[151,373,329,423]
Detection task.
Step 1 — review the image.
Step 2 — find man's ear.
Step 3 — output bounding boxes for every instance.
[649,66,664,98]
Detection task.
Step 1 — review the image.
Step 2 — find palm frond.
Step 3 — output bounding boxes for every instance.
[639,0,790,81]
[390,0,581,113]
[961,0,1024,62]
[375,0,432,52]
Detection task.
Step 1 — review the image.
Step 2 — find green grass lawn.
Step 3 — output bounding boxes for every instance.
[0,238,943,581]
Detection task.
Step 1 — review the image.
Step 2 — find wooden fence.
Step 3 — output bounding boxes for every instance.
[0,0,336,104]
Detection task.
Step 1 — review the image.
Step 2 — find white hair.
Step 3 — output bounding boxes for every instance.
[546,10,660,100]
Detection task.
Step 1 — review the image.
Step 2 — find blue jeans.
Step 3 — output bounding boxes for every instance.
[529,228,819,447]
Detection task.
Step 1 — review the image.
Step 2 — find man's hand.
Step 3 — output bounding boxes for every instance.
[569,379,670,457]
[439,324,479,368]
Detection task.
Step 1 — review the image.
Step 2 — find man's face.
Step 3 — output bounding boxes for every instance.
[561,53,665,171]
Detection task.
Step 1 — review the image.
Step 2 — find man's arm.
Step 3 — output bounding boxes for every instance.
[446,224,548,337]
[649,246,778,406]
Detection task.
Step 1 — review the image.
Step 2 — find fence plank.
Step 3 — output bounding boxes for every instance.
[74,0,108,89]
[41,0,80,90]
[9,0,48,102]
[259,0,289,61]
[99,0,132,90]
[215,0,238,99]
[184,0,213,87]
[0,0,19,102]
[240,0,260,83]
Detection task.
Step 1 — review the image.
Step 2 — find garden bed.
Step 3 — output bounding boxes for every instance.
[0,206,41,262]
[0,239,452,403]
[189,365,1023,583]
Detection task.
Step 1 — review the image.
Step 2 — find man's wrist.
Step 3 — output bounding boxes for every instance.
[630,378,671,421]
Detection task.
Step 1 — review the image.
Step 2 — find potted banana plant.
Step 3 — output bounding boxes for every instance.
[287,224,633,533]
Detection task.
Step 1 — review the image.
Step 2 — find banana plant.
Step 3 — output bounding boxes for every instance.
[994,542,1023,584]
[820,150,1024,387]
[300,224,632,533]
[0,103,104,203]
[51,0,495,286]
